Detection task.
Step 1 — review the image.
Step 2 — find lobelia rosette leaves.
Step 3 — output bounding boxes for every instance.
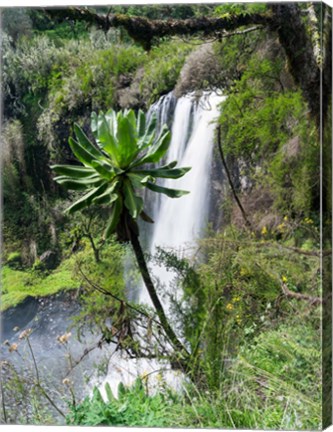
[51,108,191,241]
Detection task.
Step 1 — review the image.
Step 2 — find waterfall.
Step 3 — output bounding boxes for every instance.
[98,92,225,397]
[139,92,225,311]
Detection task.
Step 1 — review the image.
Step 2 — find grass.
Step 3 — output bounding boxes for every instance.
[1,258,79,311]
[66,319,321,430]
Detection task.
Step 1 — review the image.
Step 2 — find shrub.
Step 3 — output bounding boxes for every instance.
[6,252,23,269]
[68,379,178,427]
[32,258,46,274]
[139,39,193,104]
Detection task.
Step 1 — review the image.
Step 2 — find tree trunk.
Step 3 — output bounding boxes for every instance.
[129,231,189,361]
[87,233,100,263]
[269,4,321,127]
[217,126,253,231]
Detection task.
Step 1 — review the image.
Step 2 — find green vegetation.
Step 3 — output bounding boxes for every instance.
[1,4,325,430]
[68,318,320,429]
[1,259,79,311]
[68,380,179,427]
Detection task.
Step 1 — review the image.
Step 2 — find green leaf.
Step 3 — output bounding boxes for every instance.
[137,113,157,150]
[146,113,158,138]
[146,182,190,198]
[69,137,99,168]
[91,159,116,180]
[134,125,171,166]
[136,109,146,137]
[92,181,120,205]
[105,109,118,137]
[117,382,127,398]
[91,111,98,138]
[104,383,115,402]
[116,115,139,168]
[125,109,137,132]
[51,164,95,178]
[140,210,154,223]
[123,179,144,219]
[134,166,191,179]
[66,183,108,213]
[74,123,104,160]
[104,197,123,239]
[93,192,118,206]
[127,172,155,188]
[54,174,102,190]
[96,115,120,166]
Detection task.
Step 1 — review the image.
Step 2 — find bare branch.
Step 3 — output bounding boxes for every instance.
[281,282,322,305]
[77,266,163,328]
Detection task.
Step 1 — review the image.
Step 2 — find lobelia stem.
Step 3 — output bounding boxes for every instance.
[129,231,190,363]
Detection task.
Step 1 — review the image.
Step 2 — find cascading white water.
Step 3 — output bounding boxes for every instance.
[139,92,225,311]
[98,91,225,397]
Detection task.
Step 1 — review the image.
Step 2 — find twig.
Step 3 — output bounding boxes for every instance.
[0,363,7,423]
[220,25,263,38]
[26,337,40,384]
[78,266,163,328]
[26,336,66,419]
[63,338,113,378]
[201,237,327,258]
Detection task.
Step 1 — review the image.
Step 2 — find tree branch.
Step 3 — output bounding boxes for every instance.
[281,282,322,305]
[44,5,324,123]
[45,7,271,50]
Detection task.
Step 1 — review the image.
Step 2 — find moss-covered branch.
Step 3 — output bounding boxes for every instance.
[45,7,271,50]
[45,5,325,124]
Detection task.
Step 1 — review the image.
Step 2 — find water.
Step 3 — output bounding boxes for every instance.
[0,292,113,423]
[100,92,225,396]
[139,92,225,311]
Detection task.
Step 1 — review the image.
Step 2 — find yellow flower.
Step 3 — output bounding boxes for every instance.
[282,275,288,283]
[261,226,268,235]
[232,296,241,303]
[236,314,242,324]
[283,216,288,221]
[226,303,234,311]
[277,223,285,232]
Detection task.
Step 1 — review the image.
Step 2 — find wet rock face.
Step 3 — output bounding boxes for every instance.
[0,292,80,344]
[1,296,39,337]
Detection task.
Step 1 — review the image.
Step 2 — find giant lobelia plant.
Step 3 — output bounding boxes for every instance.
[52,108,191,359]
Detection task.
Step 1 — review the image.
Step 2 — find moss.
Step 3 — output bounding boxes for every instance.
[1,259,79,311]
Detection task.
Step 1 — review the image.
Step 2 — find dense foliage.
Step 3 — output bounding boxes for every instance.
[1,4,324,430]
